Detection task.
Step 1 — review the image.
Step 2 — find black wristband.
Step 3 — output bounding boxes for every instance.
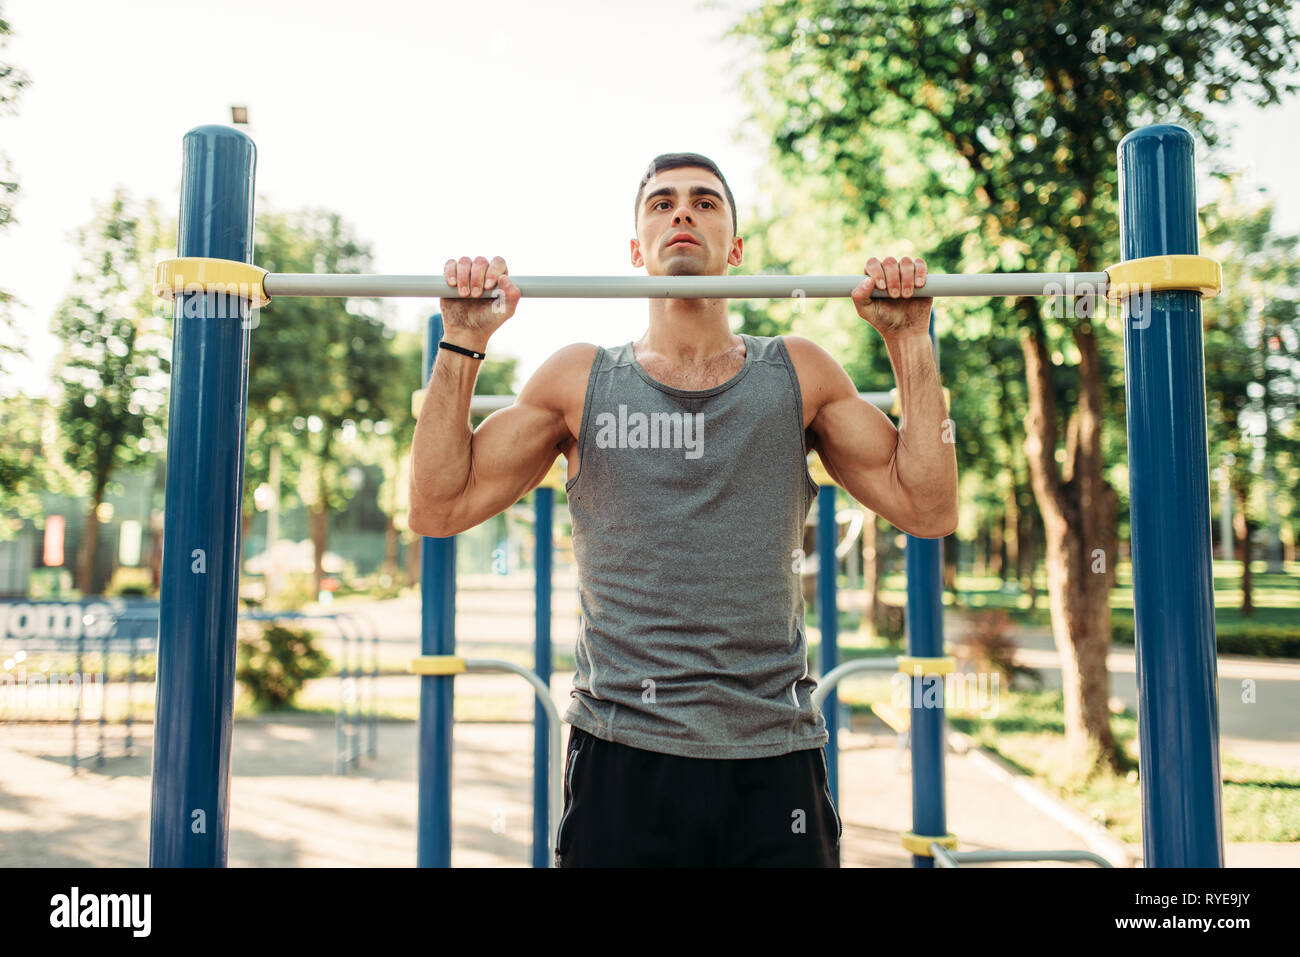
[439,339,486,360]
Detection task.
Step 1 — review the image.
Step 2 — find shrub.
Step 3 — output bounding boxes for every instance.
[1112,618,1300,659]
[235,622,332,710]
[105,566,153,598]
[959,608,1042,690]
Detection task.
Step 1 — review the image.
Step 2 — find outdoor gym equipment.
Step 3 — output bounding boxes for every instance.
[148,122,1224,868]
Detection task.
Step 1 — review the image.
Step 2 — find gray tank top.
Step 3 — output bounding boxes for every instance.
[563,333,829,759]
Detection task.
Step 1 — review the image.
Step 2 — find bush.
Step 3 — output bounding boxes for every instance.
[958,608,1043,690]
[105,566,153,598]
[1112,618,1300,659]
[235,622,332,710]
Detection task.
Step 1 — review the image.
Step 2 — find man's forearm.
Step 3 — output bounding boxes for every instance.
[409,347,484,513]
[884,331,958,524]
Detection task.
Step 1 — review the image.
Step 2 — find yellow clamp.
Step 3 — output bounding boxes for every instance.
[901,831,959,856]
[897,656,956,676]
[1103,254,1221,303]
[410,655,468,676]
[535,460,567,491]
[153,257,271,308]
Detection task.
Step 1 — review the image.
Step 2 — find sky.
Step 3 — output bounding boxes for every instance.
[2,0,1299,399]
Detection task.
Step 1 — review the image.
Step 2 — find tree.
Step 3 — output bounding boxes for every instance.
[732,0,1300,776]
[50,191,171,594]
[0,6,30,382]
[1202,175,1300,614]
[245,208,404,594]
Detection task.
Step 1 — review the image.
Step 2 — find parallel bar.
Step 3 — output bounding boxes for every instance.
[263,272,1110,300]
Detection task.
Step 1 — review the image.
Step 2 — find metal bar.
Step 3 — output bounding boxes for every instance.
[532,487,554,869]
[1119,125,1224,868]
[810,656,900,709]
[417,312,457,869]
[816,483,840,805]
[946,849,1113,868]
[263,272,1111,301]
[932,843,960,868]
[150,124,256,867]
[461,658,564,868]
[906,312,948,871]
[467,391,894,416]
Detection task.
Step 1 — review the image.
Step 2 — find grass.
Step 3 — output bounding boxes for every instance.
[942,689,1300,843]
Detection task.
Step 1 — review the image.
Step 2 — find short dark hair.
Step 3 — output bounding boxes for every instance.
[634,152,737,236]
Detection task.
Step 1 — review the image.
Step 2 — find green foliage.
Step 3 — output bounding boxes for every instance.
[49,190,172,501]
[1201,177,1300,552]
[0,8,31,378]
[0,394,55,538]
[1112,616,1300,658]
[235,622,332,709]
[104,565,153,598]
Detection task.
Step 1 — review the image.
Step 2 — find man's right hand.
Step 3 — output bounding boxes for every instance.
[440,255,521,350]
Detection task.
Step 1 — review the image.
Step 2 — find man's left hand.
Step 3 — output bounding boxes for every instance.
[850,256,931,338]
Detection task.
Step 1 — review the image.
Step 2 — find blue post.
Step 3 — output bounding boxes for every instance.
[816,484,839,802]
[149,125,256,867]
[417,313,457,868]
[532,486,554,868]
[905,310,946,869]
[1118,125,1223,868]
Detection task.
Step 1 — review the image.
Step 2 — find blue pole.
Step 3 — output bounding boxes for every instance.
[816,484,839,802]
[1117,125,1223,867]
[149,125,256,867]
[532,486,554,868]
[905,310,946,869]
[417,313,457,868]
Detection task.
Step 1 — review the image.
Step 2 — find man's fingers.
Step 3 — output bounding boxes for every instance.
[900,257,915,297]
[864,257,886,291]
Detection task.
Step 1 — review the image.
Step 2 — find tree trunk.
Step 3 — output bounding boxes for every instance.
[147,510,164,591]
[1020,308,1122,777]
[1234,484,1254,617]
[989,509,1005,579]
[861,510,878,627]
[77,495,102,595]
[942,533,957,592]
[309,463,330,596]
[383,513,399,580]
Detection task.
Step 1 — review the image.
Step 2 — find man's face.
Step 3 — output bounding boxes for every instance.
[631,166,742,276]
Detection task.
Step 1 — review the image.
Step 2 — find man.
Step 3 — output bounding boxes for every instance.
[408,152,958,867]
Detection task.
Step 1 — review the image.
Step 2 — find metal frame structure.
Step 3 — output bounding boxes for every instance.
[148,122,1224,869]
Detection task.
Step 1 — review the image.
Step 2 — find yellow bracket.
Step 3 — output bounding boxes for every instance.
[1103,254,1221,303]
[901,831,959,856]
[410,655,468,675]
[153,257,271,308]
[897,656,956,676]
[535,460,567,491]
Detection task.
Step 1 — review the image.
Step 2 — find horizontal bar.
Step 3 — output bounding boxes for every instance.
[466,392,893,415]
[262,272,1112,300]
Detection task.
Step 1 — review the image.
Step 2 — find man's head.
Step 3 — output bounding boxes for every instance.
[631,152,742,277]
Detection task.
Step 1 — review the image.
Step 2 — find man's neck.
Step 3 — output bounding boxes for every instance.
[639,299,738,362]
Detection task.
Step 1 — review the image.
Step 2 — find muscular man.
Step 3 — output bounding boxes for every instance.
[409,152,958,867]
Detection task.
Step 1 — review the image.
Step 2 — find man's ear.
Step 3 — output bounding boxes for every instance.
[728,235,744,267]
[630,237,644,267]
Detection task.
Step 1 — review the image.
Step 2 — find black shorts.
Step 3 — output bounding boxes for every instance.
[555,726,841,867]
